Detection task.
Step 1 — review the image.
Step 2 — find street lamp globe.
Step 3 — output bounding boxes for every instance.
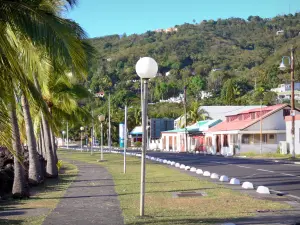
[62,131,66,135]
[135,57,158,79]
[279,62,287,71]
[80,126,84,131]
[98,115,105,122]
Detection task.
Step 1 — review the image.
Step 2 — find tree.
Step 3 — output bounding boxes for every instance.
[221,79,236,105]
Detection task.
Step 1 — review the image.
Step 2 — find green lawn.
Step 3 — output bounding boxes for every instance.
[239,152,300,160]
[0,162,77,225]
[60,150,290,225]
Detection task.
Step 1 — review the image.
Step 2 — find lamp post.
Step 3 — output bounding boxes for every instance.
[80,126,84,152]
[66,122,69,149]
[135,57,158,216]
[183,86,188,153]
[124,105,127,173]
[279,48,296,158]
[62,131,66,147]
[98,115,105,161]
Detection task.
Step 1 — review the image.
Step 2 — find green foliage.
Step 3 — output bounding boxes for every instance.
[56,160,63,171]
[82,13,300,143]
[134,141,142,147]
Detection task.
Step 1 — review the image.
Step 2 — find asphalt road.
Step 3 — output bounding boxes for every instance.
[66,147,300,199]
[144,152,300,199]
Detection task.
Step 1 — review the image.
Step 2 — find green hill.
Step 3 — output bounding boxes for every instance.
[81,13,300,144]
[85,13,300,114]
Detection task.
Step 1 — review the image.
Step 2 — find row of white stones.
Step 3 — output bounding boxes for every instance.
[102,151,270,195]
[148,157,270,195]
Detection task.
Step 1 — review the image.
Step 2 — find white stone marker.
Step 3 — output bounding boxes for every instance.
[210,173,219,179]
[229,178,240,185]
[180,164,186,169]
[190,167,197,172]
[175,163,180,168]
[171,161,176,166]
[219,175,229,182]
[242,182,254,189]
[196,169,203,174]
[163,159,168,164]
[203,171,211,177]
[167,160,171,165]
[256,186,270,194]
[185,166,191,170]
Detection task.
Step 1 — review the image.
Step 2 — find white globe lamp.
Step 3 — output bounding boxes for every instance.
[135,57,158,79]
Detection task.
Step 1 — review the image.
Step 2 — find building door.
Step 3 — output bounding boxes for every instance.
[216,135,221,153]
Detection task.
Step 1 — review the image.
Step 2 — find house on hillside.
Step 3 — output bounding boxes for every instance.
[271,83,300,102]
[155,120,221,152]
[204,104,300,155]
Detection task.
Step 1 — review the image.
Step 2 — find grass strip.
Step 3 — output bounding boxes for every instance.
[0,162,77,225]
[61,150,289,225]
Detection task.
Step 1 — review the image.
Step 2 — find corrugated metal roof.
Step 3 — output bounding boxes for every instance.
[201,105,265,120]
[130,126,142,135]
[163,119,221,133]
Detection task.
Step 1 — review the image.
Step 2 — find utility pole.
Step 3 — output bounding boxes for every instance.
[124,105,127,173]
[108,93,111,151]
[66,122,69,149]
[260,99,262,154]
[183,86,188,152]
[291,47,295,158]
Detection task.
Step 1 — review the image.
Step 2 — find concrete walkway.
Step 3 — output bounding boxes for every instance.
[43,161,124,225]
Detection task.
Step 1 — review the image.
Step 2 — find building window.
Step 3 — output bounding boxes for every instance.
[242,134,250,144]
[251,113,255,119]
[223,135,229,147]
[269,134,275,139]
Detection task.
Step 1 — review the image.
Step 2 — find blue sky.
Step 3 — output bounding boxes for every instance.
[66,0,300,38]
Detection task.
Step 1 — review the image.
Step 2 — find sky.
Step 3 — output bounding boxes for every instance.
[66,0,300,38]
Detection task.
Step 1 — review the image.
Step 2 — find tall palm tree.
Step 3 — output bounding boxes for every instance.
[21,93,44,185]
[1,0,93,195]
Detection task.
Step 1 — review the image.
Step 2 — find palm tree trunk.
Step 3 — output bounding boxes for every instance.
[37,136,41,155]
[50,127,58,164]
[21,93,44,185]
[41,113,58,178]
[40,124,45,158]
[9,94,29,198]
[33,75,57,178]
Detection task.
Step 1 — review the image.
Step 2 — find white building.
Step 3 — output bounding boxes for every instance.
[271,83,300,93]
[151,120,221,152]
[285,115,300,155]
[205,104,300,155]
[271,83,300,102]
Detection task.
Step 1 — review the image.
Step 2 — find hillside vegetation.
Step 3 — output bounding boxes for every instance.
[81,13,300,144]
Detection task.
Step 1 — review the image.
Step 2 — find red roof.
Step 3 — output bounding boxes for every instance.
[235,104,286,114]
[207,104,288,132]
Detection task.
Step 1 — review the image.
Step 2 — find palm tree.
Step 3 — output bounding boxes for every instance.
[21,93,44,185]
[179,102,211,127]
[1,0,93,195]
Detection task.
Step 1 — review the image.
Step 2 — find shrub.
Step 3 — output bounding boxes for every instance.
[56,160,63,171]
[135,141,142,147]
